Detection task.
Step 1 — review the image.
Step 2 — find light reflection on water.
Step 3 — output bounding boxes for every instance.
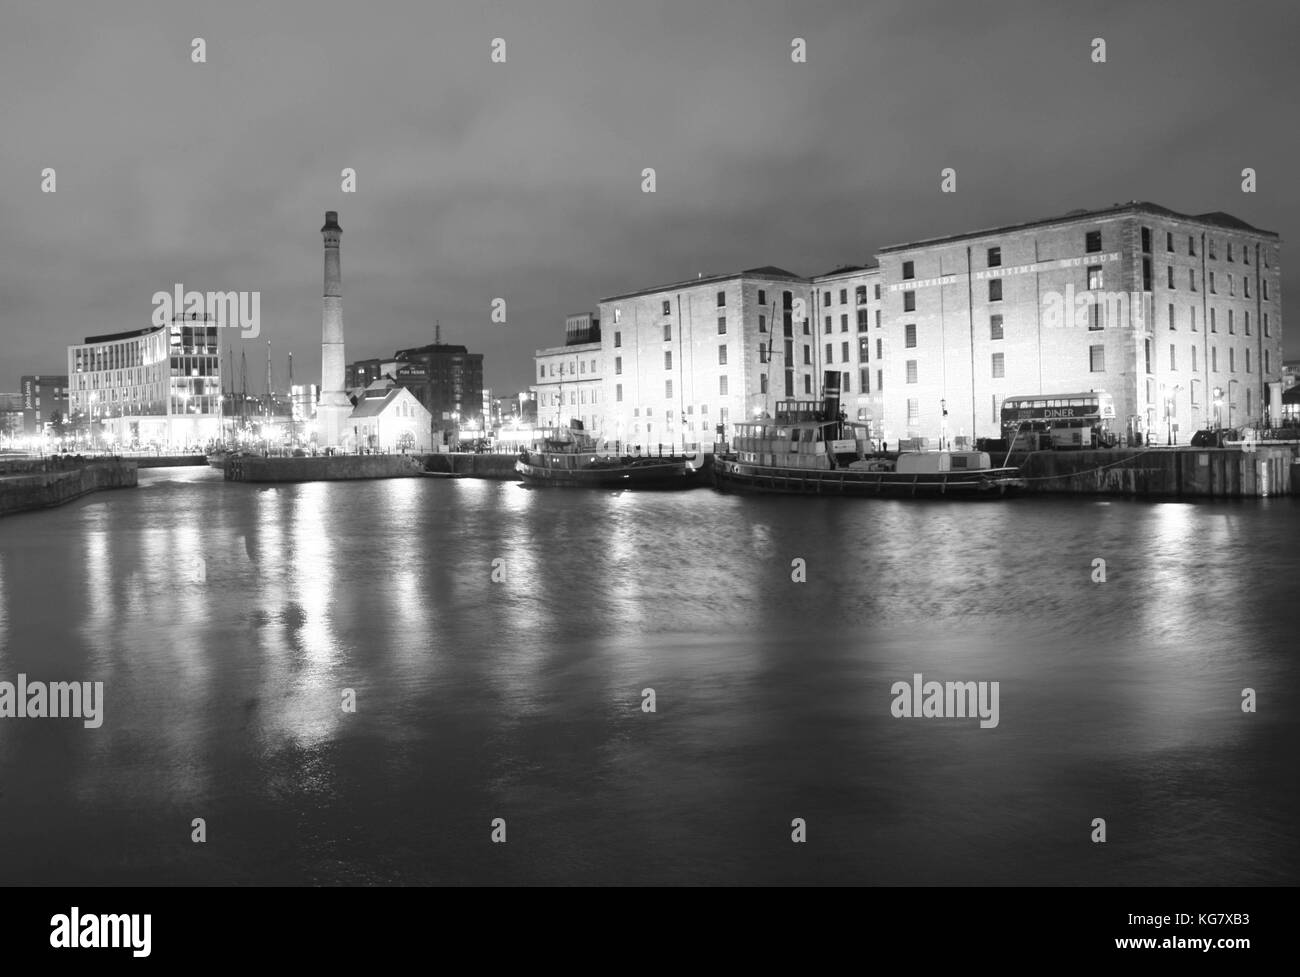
[0,466,1295,883]
[0,553,6,667]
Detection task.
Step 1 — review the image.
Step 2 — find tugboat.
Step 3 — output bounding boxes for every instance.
[713,372,1025,498]
[515,421,704,489]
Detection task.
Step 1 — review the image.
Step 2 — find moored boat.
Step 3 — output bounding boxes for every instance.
[713,372,1025,498]
[515,423,704,490]
[206,445,250,470]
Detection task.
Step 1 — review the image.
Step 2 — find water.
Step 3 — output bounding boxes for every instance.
[0,466,1296,883]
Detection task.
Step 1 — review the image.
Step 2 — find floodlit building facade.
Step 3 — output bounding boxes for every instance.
[809,265,886,437]
[67,317,223,448]
[875,202,1283,445]
[532,341,602,432]
[597,268,817,450]
[348,379,434,452]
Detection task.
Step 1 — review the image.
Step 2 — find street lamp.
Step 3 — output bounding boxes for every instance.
[1213,387,1224,429]
[1162,384,1182,445]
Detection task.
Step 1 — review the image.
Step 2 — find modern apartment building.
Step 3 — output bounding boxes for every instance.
[67,317,223,447]
[20,374,70,435]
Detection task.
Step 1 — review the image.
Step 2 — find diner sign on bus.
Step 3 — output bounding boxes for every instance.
[1024,407,1082,419]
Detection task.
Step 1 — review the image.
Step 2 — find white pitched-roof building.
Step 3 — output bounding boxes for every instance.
[348,379,433,452]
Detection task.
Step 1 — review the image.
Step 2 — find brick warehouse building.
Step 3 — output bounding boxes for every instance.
[531,310,604,431]
[809,264,886,437]
[597,268,818,450]
[393,343,484,431]
[875,202,1283,447]
[533,340,602,432]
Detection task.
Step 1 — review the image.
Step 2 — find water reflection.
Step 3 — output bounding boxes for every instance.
[0,468,1294,883]
[0,553,7,669]
[266,482,346,750]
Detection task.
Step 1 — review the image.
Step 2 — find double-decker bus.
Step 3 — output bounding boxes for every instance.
[1000,391,1117,449]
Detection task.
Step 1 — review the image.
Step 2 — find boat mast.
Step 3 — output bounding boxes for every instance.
[288,352,296,442]
[224,340,232,442]
[265,340,272,428]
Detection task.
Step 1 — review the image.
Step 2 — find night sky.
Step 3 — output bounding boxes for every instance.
[1,0,1296,396]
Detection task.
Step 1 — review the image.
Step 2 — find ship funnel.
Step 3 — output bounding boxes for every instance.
[822,370,841,421]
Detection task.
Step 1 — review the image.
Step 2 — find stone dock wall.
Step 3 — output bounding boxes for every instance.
[0,458,138,517]
[224,453,425,482]
[1015,446,1297,498]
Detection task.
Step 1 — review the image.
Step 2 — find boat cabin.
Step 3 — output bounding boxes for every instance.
[731,399,872,471]
[894,451,994,474]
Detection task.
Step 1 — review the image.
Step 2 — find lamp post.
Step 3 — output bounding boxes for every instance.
[180,390,190,452]
[1213,387,1224,429]
[1163,384,1181,445]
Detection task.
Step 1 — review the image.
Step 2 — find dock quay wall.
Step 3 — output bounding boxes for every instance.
[0,458,138,517]
[136,455,207,468]
[224,454,425,482]
[1015,446,1297,498]
[416,452,713,480]
[419,453,521,479]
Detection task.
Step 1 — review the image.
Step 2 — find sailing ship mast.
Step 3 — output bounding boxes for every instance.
[223,340,233,442]
[265,340,272,427]
[288,352,296,442]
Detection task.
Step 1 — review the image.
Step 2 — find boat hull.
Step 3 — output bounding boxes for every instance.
[712,459,1025,497]
[515,457,703,490]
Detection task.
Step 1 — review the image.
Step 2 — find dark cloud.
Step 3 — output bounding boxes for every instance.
[1,0,1295,394]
